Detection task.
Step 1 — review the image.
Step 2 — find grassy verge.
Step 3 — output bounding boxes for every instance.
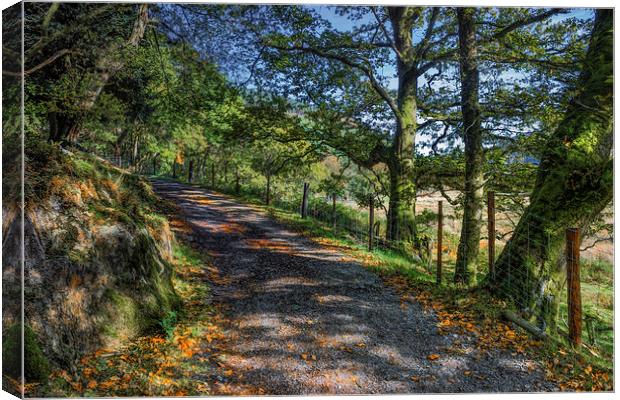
[152,177,613,391]
[264,198,613,391]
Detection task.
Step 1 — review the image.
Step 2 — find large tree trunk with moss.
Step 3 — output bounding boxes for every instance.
[386,7,418,242]
[490,10,613,325]
[454,7,484,285]
[48,4,148,143]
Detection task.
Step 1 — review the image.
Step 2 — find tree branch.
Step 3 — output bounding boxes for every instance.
[265,42,400,118]
[419,8,566,73]
[370,6,405,62]
[415,7,439,63]
[3,48,71,77]
[491,8,566,39]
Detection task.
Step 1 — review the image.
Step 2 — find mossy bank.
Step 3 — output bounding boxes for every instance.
[2,143,180,385]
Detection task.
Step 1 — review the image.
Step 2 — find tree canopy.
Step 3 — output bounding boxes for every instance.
[7,3,612,333]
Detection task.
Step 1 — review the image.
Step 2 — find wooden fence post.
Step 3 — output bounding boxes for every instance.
[487,191,495,278]
[437,201,443,285]
[368,195,374,251]
[332,193,337,231]
[566,227,581,347]
[301,182,309,218]
[265,174,271,205]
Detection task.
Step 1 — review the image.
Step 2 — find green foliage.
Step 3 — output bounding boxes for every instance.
[347,175,378,207]
[159,311,178,341]
[10,3,614,378]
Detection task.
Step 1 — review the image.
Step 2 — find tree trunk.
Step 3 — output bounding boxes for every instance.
[172,163,177,179]
[386,7,418,242]
[47,5,149,144]
[368,195,375,251]
[211,163,216,187]
[235,168,240,194]
[188,159,194,183]
[265,174,271,205]
[114,143,122,167]
[490,10,613,323]
[332,193,337,231]
[152,154,158,175]
[113,128,128,166]
[47,112,79,144]
[131,136,138,167]
[301,182,310,218]
[454,7,484,285]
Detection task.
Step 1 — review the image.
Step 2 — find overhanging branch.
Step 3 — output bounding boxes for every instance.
[3,49,71,77]
[264,42,400,118]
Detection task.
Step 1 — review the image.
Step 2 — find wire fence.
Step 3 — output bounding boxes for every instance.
[109,157,611,362]
[269,184,612,360]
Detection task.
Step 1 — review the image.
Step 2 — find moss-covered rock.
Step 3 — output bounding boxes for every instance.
[3,324,51,383]
[3,146,179,370]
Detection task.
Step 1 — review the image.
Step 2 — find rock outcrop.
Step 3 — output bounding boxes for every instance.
[2,148,179,376]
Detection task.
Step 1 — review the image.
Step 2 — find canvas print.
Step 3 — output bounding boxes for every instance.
[1,2,614,397]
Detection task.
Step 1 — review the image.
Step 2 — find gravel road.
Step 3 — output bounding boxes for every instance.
[152,180,557,395]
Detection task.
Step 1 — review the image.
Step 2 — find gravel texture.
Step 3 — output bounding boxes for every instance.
[152,180,557,395]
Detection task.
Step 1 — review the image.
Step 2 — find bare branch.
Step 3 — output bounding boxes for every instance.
[415,7,439,62]
[241,44,266,86]
[580,236,613,252]
[3,48,71,77]
[438,184,460,206]
[370,6,405,62]
[491,8,566,40]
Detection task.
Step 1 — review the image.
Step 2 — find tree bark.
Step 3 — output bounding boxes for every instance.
[211,163,216,187]
[332,193,337,231]
[47,112,79,143]
[385,7,418,242]
[301,182,310,218]
[131,135,139,167]
[235,168,240,194]
[454,7,484,285]
[48,4,149,143]
[490,10,613,323]
[188,159,194,182]
[152,154,158,175]
[265,174,271,205]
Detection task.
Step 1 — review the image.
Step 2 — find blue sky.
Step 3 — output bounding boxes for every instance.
[309,6,594,91]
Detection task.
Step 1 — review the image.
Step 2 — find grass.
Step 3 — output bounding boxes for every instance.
[158,176,614,390]
[557,258,614,366]
[259,190,614,389]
